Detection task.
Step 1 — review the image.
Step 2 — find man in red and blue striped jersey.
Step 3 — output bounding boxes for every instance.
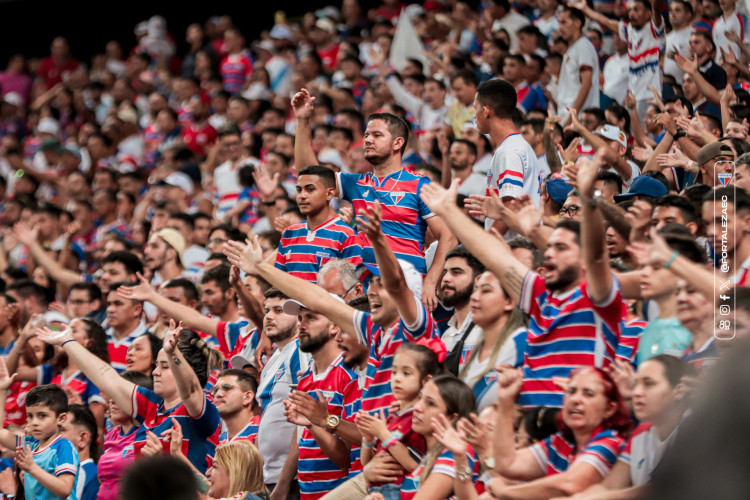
[292,88,456,311]
[213,369,260,446]
[275,165,363,282]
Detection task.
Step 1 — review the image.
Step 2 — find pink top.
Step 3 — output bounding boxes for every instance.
[97,425,137,500]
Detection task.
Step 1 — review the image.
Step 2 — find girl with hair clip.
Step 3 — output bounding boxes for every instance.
[35,320,225,473]
[458,271,527,412]
[206,441,268,500]
[354,339,444,500]
[566,355,694,499]
[6,317,110,429]
[365,375,481,500]
[485,366,631,499]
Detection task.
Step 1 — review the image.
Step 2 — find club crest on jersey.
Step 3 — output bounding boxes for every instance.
[362,189,371,199]
[718,173,733,187]
[390,191,407,204]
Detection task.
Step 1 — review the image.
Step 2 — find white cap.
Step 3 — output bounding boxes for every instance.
[318,148,347,172]
[229,326,259,369]
[282,293,344,316]
[270,24,295,41]
[594,124,627,148]
[3,92,23,107]
[162,172,194,196]
[37,117,60,136]
[242,82,272,102]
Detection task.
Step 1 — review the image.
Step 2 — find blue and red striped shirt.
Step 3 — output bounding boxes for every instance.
[519,272,626,408]
[530,427,625,477]
[220,52,253,94]
[616,316,647,366]
[275,216,363,282]
[338,170,434,274]
[401,446,483,500]
[218,414,260,445]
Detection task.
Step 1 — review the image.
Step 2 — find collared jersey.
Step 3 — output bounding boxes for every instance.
[616,316,648,366]
[619,422,678,486]
[368,406,426,487]
[619,19,666,101]
[18,434,80,500]
[215,320,252,359]
[519,272,626,408]
[352,295,437,414]
[218,414,261,445]
[297,354,360,499]
[131,386,221,473]
[105,321,147,372]
[530,428,625,477]
[37,366,105,406]
[401,446,483,500]
[275,216,363,282]
[337,170,434,274]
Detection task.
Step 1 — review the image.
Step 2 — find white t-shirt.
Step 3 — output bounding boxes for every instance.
[485,133,541,236]
[619,19,666,102]
[557,36,600,122]
[603,53,630,105]
[492,11,531,51]
[665,26,692,84]
[619,422,679,487]
[713,11,746,61]
[534,15,559,41]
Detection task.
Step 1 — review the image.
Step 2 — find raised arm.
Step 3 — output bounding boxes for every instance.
[12,223,81,287]
[0,359,20,450]
[229,265,264,329]
[570,0,620,32]
[292,89,320,172]
[118,274,219,335]
[420,182,530,304]
[163,322,205,417]
[625,91,657,148]
[37,327,136,415]
[224,239,358,336]
[567,108,635,183]
[674,54,720,106]
[578,152,615,303]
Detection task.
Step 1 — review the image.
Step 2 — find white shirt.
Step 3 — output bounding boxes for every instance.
[485,133,541,237]
[713,11,746,61]
[619,19,666,102]
[457,172,489,197]
[182,245,209,282]
[557,36,600,122]
[620,423,679,487]
[384,74,448,131]
[492,11,531,51]
[441,311,483,353]
[602,52,630,104]
[665,26,692,84]
[534,15,559,41]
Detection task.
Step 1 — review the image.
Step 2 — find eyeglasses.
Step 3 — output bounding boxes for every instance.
[208,238,227,247]
[559,205,581,216]
[68,299,90,306]
[340,282,359,301]
[210,383,238,396]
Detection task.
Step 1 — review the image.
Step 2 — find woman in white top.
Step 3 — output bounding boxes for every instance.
[458,271,527,412]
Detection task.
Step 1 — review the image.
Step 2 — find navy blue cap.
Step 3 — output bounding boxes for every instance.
[546,178,574,206]
[614,176,668,201]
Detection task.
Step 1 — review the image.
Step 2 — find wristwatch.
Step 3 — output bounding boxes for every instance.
[483,456,496,470]
[324,415,341,433]
[581,189,601,207]
[673,128,686,140]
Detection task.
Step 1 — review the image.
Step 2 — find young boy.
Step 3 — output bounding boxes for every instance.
[60,405,99,500]
[0,377,80,500]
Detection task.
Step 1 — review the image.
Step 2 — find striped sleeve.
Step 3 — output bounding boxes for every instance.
[576,432,625,477]
[54,439,78,476]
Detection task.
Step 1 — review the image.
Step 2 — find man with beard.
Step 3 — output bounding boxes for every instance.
[283,296,360,499]
[275,165,363,282]
[440,246,486,358]
[143,228,186,285]
[200,264,242,324]
[419,150,627,408]
[212,368,260,445]
[292,88,456,312]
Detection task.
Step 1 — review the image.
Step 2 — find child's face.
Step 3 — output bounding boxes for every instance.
[390,351,424,404]
[26,404,64,443]
[59,420,85,453]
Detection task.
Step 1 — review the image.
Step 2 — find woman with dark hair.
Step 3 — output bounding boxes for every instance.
[365,375,481,500]
[36,320,225,473]
[125,332,162,377]
[6,317,110,428]
[485,366,631,499]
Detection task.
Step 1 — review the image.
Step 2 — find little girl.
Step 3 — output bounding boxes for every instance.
[354,339,446,500]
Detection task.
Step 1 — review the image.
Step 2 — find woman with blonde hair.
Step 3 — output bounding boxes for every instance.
[207,441,268,500]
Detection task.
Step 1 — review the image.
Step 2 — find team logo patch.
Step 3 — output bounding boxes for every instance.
[718,173,733,187]
[390,191,407,204]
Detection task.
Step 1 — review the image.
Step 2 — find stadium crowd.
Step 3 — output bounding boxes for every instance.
[0,0,748,498]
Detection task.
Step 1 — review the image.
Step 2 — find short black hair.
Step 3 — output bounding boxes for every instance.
[6,279,48,307]
[298,165,336,188]
[218,368,259,394]
[367,112,410,156]
[191,212,211,224]
[655,194,698,224]
[163,278,200,303]
[264,287,289,301]
[597,170,624,195]
[26,384,68,416]
[659,223,705,264]
[68,404,98,459]
[555,219,581,245]
[103,251,144,276]
[508,236,545,269]
[208,224,246,243]
[450,69,478,87]
[451,139,478,157]
[69,282,103,303]
[705,186,750,213]
[168,213,194,231]
[330,126,354,143]
[201,264,232,292]
[560,6,585,28]
[476,79,517,119]
[445,245,486,279]
[120,455,199,500]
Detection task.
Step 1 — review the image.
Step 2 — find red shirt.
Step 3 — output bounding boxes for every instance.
[182,121,218,157]
[37,57,79,88]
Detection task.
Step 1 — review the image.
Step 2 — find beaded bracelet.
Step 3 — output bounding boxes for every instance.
[382,430,404,450]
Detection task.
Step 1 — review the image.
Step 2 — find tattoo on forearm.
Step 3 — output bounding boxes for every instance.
[598,200,631,240]
[173,357,182,366]
[503,268,524,297]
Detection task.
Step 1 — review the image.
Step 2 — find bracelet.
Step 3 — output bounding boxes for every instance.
[361,439,375,449]
[61,339,75,347]
[581,197,598,207]
[663,251,679,270]
[456,465,472,481]
[382,430,404,449]
[562,160,574,168]
[261,199,275,206]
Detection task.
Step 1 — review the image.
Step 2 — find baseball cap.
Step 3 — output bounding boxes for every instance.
[2,92,23,108]
[270,24,295,41]
[39,137,61,152]
[60,145,82,160]
[229,325,262,369]
[160,171,194,196]
[242,82,272,102]
[364,260,423,300]
[37,117,60,136]
[282,293,345,316]
[152,228,186,262]
[697,141,734,166]
[252,39,277,55]
[545,178,574,206]
[314,17,336,34]
[613,176,669,201]
[117,107,138,125]
[594,124,627,148]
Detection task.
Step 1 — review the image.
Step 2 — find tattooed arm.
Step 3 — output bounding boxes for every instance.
[597,199,632,241]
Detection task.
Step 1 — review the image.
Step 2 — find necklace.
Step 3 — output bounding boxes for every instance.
[371,168,405,204]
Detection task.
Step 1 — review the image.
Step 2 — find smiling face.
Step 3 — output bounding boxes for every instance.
[366,277,399,326]
[542,228,582,292]
[561,369,616,434]
[206,459,231,498]
[412,380,449,436]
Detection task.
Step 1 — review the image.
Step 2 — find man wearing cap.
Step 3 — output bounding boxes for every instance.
[613,176,669,202]
[144,228,186,285]
[696,141,735,187]
[543,177,574,219]
[283,294,360,500]
[569,112,641,188]
[159,171,195,213]
[310,17,340,72]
